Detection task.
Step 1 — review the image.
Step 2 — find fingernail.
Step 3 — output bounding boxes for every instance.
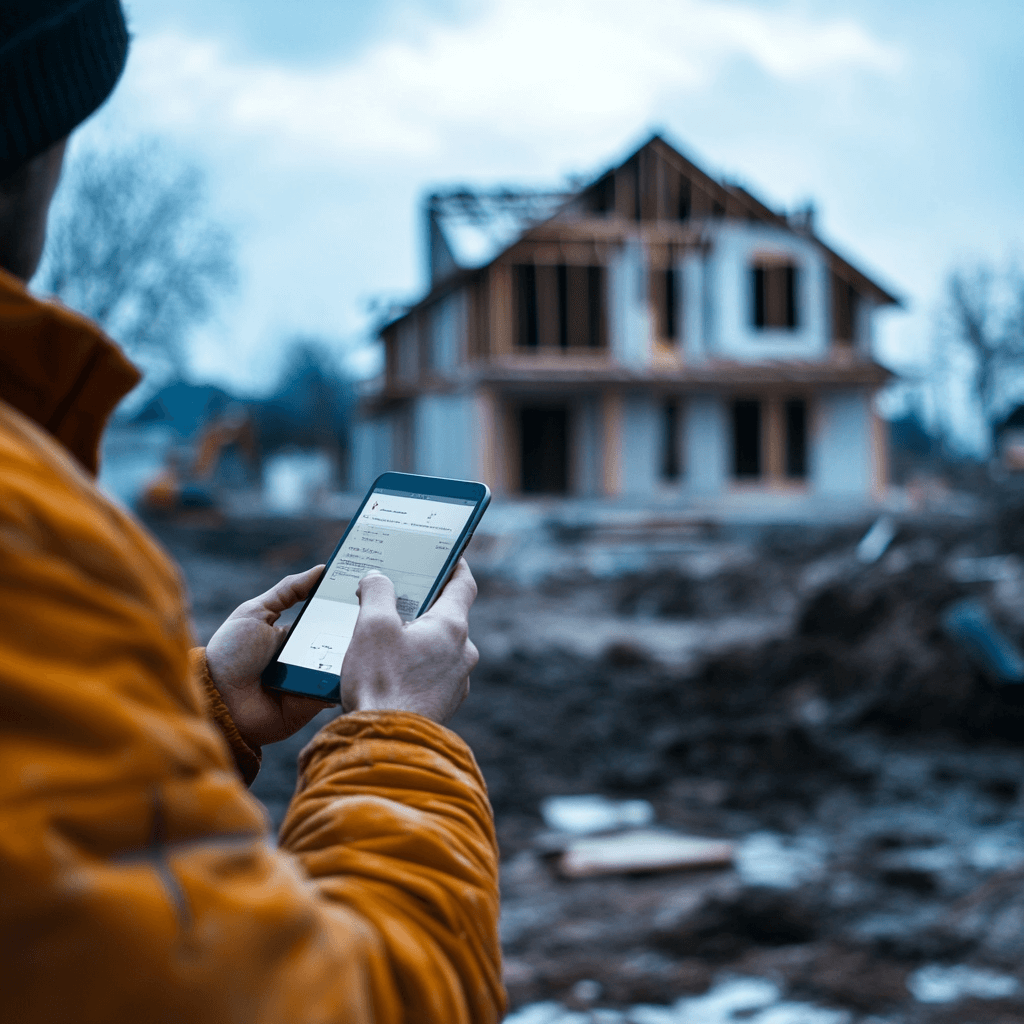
[362,569,384,578]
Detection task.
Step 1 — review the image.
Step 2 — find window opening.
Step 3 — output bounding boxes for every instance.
[590,174,614,215]
[517,263,606,350]
[832,273,859,344]
[753,267,766,328]
[587,266,605,348]
[661,399,682,480]
[785,399,807,478]
[678,176,691,220]
[733,400,761,478]
[664,267,678,342]
[785,266,798,329]
[751,263,799,330]
[557,265,569,348]
[515,264,538,348]
[520,406,569,493]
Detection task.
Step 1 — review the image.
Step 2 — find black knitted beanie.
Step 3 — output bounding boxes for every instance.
[0,0,129,179]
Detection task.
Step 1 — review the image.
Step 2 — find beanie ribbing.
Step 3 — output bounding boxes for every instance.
[0,0,128,179]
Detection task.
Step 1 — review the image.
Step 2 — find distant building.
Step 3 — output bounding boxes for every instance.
[353,134,900,499]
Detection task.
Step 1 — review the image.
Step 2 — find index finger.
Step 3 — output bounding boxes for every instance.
[252,564,325,617]
[423,558,477,622]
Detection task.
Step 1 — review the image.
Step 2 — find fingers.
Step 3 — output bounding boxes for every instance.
[426,559,478,624]
[465,637,480,673]
[353,570,403,631]
[246,565,325,619]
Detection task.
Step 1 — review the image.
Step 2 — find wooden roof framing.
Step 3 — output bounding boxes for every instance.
[380,132,901,337]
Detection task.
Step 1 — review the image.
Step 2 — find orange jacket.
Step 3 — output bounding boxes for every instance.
[0,268,505,1023]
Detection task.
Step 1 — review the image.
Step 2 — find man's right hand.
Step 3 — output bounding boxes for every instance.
[341,559,479,725]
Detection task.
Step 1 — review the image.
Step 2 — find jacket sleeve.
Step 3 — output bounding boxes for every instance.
[0,416,506,1024]
[280,712,507,1023]
[190,646,263,786]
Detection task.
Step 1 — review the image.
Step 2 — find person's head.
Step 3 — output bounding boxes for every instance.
[0,0,129,281]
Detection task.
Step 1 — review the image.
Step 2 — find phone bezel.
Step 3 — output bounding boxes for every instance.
[261,472,491,704]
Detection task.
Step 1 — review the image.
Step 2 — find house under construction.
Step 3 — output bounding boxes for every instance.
[352,134,900,499]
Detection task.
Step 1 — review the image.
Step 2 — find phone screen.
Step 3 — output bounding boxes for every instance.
[275,485,478,676]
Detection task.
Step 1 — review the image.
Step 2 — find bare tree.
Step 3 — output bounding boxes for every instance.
[33,140,236,380]
[255,338,355,452]
[941,263,1024,450]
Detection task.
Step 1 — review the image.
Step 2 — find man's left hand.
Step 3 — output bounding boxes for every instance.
[206,565,332,748]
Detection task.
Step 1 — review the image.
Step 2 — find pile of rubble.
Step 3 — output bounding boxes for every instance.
[159,496,1024,1023]
[455,502,1024,1020]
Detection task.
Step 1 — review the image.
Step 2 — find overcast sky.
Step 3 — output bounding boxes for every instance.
[58,0,1024,410]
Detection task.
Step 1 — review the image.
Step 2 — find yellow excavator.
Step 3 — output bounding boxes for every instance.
[140,404,258,514]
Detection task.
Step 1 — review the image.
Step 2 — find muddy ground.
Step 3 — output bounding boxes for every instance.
[151,497,1024,1024]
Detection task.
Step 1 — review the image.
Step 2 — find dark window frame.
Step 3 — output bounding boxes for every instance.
[732,399,762,478]
[515,264,539,348]
[514,262,607,351]
[664,267,678,342]
[784,398,807,479]
[750,261,800,331]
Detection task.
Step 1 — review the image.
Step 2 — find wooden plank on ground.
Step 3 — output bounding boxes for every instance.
[558,830,734,878]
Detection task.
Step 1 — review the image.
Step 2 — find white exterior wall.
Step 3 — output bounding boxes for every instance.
[608,239,651,368]
[813,390,872,495]
[681,251,705,360]
[395,318,418,383]
[705,223,828,361]
[351,416,393,492]
[620,393,660,495]
[413,393,476,479]
[573,396,603,496]
[429,290,466,372]
[683,395,728,494]
[857,295,876,357]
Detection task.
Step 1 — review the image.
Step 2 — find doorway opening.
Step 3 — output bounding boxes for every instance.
[785,398,807,479]
[732,400,761,478]
[519,406,569,493]
[661,399,682,481]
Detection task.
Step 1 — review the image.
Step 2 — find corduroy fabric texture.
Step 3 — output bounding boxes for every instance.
[0,0,128,178]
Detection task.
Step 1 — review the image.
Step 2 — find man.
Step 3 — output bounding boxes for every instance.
[0,2,504,1022]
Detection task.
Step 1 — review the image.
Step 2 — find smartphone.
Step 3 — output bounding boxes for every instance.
[261,472,491,704]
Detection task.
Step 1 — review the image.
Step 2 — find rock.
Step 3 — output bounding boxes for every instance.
[907,963,1020,1004]
[942,598,1024,683]
[540,795,656,835]
[566,978,603,1007]
[856,516,897,564]
[938,867,1024,967]
[653,883,819,959]
[735,832,826,890]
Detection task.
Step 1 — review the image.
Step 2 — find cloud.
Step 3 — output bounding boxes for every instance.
[119,0,903,168]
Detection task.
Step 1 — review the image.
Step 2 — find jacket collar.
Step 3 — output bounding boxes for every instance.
[0,267,140,476]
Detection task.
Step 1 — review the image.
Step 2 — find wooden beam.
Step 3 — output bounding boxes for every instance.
[765,397,784,482]
[489,265,513,356]
[601,390,622,495]
[535,264,559,349]
[475,386,502,494]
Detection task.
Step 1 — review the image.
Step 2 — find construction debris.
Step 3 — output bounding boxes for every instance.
[557,830,734,879]
[541,795,656,835]
[941,597,1024,683]
[854,515,896,563]
[906,964,1020,1004]
[159,493,1024,1022]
